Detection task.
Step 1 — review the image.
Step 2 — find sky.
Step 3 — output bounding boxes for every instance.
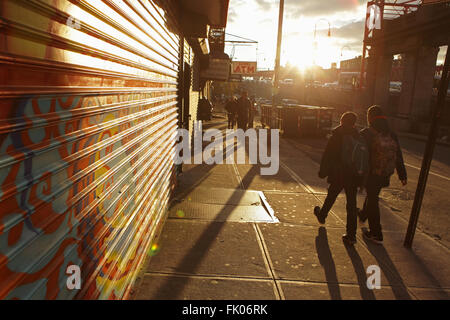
[224,0,447,71]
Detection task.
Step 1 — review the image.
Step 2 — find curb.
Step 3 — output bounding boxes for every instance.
[332,120,450,147]
[396,131,450,147]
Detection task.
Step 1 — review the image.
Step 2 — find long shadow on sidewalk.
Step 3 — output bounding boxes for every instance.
[151,164,262,299]
[362,238,412,300]
[363,236,444,300]
[344,244,377,300]
[315,227,342,300]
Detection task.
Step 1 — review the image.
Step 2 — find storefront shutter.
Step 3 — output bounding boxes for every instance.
[0,0,179,299]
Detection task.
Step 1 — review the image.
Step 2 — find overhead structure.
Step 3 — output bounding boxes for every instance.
[156,0,230,54]
[224,33,258,61]
[360,0,423,89]
[156,0,231,88]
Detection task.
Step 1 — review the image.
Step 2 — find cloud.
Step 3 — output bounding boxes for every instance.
[228,6,238,23]
[331,20,365,41]
[227,0,369,67]
[254,0,275,11]
[289,20,365,43]
[254,0,365,15]
[285,0,365,18]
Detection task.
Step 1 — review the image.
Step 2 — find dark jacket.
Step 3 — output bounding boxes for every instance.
[236,97,251,120]
[319,125,362,185]
[225,99,237,114]
[360,118,407,188]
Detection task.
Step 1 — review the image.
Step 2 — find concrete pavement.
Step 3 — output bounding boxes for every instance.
[130,118,450,300]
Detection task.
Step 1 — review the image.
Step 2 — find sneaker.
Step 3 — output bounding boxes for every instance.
[342,234,357,246]
[357,208,367,223]
[362,228,383,245]
[314,206,326,224]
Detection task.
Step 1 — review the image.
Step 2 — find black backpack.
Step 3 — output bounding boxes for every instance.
[341,134,369,177]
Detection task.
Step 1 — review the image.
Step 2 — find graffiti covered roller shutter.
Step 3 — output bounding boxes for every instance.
[0,0,179,299]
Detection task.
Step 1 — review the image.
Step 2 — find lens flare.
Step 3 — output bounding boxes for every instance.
[176,210,185,218]
[148,243,160,256]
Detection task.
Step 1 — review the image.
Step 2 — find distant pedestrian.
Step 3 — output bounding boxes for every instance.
[248,95,257,128]
[358,105,407,245]
[314,112,369,246]
[236,91,251,130]
[225,97,237,129]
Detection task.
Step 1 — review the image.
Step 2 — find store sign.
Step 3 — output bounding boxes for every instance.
[231,61,257,75]
[201,57,230,81]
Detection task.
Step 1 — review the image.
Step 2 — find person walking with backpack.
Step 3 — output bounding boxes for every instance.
[358,105,407,245]
[314,112,369,246]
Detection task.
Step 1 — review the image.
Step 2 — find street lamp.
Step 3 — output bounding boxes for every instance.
[273,0,284,107]
[314,18,331,40]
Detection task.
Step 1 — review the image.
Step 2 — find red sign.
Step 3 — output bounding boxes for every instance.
[231,61,257,75]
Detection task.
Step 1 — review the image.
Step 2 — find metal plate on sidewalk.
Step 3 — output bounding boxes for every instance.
[174,187,262,206]
[169,187,278,223]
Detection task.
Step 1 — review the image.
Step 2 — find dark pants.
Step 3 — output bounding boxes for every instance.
[237,117,248,130]
[227,113,236,129]
[360,179,383,238]
[320,182,358,237]
[248,113,254,128]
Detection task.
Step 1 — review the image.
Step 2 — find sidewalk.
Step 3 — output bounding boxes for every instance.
[130,118,450,300]
[396,131,450,147]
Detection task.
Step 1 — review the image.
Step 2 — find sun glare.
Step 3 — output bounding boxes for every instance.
[285,36,339,71]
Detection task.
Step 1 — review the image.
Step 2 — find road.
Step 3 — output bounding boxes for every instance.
[286,134,450,249]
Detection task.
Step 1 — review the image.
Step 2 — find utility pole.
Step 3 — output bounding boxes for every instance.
[404,46,450,248]
[272,0,284,106]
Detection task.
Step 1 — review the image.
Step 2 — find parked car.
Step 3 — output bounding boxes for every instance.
[389,81,402,93]
[338,72,360,90]
[281,98,299,106]
[282,79,294,85]
[323,81,339,89]
[432,75,450,96]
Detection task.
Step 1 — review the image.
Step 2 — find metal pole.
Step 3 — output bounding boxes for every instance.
[360,1,371,89]
[273,0,284,107]
[404,46,450,248]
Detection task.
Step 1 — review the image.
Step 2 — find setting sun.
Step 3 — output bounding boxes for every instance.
[285,36,342,70]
